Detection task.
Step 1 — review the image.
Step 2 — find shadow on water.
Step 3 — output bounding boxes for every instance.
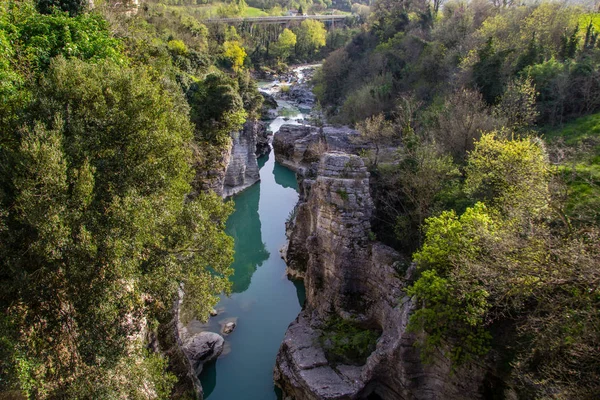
[273,162,297,189]
[293,280,306,308]
[201,361,218,398]
[225,184,269,293]
[258,153,269,169]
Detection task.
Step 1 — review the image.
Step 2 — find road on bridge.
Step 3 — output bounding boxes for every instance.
[203,14,351,24]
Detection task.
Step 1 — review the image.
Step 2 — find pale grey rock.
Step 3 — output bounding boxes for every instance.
[222,121,262,197]
[273,125,370,173]
[222,321,236,335]
[199,120,269,198]
[182,332,225,375]
[275,152,492,400]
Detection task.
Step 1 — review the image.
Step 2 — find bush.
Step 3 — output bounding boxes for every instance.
[320,316,381,365]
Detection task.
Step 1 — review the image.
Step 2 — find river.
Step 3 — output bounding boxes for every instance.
[189,76,311,399]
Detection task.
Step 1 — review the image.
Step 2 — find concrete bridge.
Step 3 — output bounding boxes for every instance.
[203,14,350,26]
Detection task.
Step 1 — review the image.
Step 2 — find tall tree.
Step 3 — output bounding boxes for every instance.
[0,57,234,398]
[295,19,326,58]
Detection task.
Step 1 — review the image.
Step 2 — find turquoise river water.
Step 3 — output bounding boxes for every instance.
[191,99,308,399]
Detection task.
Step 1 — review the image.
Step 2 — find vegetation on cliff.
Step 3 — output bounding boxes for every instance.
[0,0,275,397]
[315,0,600,397]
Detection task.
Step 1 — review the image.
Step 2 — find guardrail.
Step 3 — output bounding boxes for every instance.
[203,14,351,24]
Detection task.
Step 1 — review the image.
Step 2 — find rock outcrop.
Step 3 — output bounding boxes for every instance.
[222,121,262,197]
[197,120,270,198]
[182,332,225,375]
[153,301,204,400]
[273,125,370,173]
[275,152,488,400]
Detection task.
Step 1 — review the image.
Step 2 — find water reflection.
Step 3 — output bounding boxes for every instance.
[273,162,297,189]
[226,184,270,293]
[201,361,217,398]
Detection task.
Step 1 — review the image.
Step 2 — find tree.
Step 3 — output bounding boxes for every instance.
[187,73,247,144]
[433,89,500,162]
[36,0,87,16]
[295,19,327,58]
[222,40,247,72]
[493,76,539,130]
[355,113,397,167]
[377,132,460,250]
[370,0,418,40]
[465,132,550,218]
[472,37,508,104]
[272,28,297,61]
[0,57,234,398]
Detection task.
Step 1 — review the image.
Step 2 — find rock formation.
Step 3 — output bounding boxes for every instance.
[275,152,489,400]
[222,121,262,197]
[273,125,370,173]
[197,120,271,198]
[152,300,204,400]
[182,332,225,375]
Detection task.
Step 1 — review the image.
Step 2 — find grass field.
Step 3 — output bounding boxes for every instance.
[544,113,600,223]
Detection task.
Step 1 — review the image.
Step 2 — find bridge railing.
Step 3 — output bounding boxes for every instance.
[202,14,352,24]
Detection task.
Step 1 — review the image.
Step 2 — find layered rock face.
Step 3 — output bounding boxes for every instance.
[200,120,270,198]
[275,152,487,400]
[273,125,369,173]
[222,121,264,197]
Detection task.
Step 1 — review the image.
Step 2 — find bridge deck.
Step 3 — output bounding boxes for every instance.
[203,15,350,24]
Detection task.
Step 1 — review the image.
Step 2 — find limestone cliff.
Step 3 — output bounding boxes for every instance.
[275,152,489,400]
[195,120,270,198]
[273,125,370,174]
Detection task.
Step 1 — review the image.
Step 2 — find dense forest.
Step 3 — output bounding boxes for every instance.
[314,0,600,397]
[1,0,599,398]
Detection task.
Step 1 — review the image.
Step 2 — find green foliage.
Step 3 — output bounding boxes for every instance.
[493,76,539,130]
[168,39,188,55]
[544,112,600,225]
[0,55,234,397]
[413,203,497,274]
[407,269,492,365]
[0,1,124,71]
[317,0,600,124]
[320,316,380,365]
[237,69,264,119]
[372,117,461,250]
[472,37,508,104]
[187,72,247,144]
[465,132,550,217]
[336,189,349,201]
[272,28,297,61]
[295,19,327,58]
[222,40,247,71]
[355,113,396,166]
[36,0,86,16]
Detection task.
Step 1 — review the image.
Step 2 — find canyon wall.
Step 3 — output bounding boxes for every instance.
[273,125,369,174]
[196,120,270,198]
[275,151,491,400]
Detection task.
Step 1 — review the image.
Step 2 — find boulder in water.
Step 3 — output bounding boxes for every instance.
[222,321,236,335]
[182,331,225,375]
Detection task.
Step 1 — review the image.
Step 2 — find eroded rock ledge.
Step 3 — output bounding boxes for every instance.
[275,152,488,400]
[273,125,370,174]
[200,119,271,198]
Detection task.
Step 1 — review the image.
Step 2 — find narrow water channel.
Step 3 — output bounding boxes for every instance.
[193,99,308,399]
